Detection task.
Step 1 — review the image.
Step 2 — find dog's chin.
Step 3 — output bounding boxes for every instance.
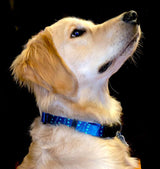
[98,32,140,77]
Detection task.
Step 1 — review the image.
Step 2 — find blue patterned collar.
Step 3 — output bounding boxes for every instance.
[41,112,124,139]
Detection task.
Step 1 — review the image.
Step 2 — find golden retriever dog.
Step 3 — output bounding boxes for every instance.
[11,10,141,169]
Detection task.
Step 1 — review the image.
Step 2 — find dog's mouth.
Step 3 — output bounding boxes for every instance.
[98,60,113,73]
[98,32,140,74]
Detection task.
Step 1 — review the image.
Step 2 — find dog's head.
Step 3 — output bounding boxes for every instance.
[11,11,141,99]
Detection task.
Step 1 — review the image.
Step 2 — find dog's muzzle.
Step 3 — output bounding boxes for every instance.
[98,10,140,74]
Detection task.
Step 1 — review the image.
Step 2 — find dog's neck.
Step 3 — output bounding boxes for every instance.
[34,81,122,125]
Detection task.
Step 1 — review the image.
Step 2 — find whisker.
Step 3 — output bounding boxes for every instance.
[128,35,144,65]
[108,80,120,95]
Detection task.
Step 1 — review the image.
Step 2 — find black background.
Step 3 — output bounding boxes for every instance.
[4,1,157,168]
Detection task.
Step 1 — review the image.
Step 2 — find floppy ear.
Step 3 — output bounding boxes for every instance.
[11,30,78,97]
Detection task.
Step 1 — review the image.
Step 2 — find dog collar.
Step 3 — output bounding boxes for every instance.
[41,112,127,141]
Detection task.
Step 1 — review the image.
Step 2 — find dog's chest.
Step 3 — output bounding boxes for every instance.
[29,124,137,169]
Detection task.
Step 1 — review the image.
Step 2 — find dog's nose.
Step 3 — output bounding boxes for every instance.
[122,10,139,24]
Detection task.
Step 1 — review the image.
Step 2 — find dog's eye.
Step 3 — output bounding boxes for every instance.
[71,29,86,38]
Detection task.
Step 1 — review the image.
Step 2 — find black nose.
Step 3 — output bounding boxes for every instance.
[122,10,139,24]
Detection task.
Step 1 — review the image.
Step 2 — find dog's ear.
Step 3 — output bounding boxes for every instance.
[11,30,78,97]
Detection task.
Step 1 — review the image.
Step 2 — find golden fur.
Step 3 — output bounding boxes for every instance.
[11,11,141,169]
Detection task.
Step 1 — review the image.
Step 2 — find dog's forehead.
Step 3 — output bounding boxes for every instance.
[50,17,95,29]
